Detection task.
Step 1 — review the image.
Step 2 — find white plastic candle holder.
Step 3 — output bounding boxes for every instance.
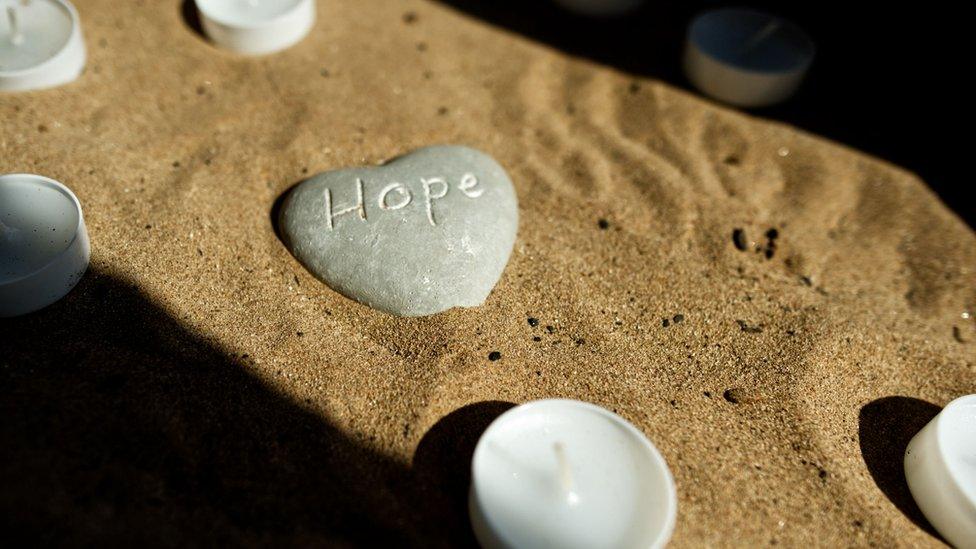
[0,0,86,92]
[195,0,315,55]
[469,399,677,549]
[904,394,976,549]
[684,8,814,108]
[0,174,90,317]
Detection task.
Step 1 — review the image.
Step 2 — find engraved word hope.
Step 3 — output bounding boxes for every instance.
[324,173,484,230]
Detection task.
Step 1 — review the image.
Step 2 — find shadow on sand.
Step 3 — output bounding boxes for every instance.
[432,0,972,227]
[0,268,509,546]
[858,396,944,542]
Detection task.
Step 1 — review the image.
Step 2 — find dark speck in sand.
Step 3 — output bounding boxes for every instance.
[416,42,428,52]
[800,276,813,287]
[723,155,741,166]
[527,317,539,327]
[320,68,331,77]
[662,318,670,327]
[703,391,712,398]
[437,106,448,116]
[532,336,542,342]
[545,325,556,334]
[724,388,762,404]
[628,82,640,94]
[953,326,967,343]
[673,314,684,324]
[402,11,418,24]
[763,228,779,259]
[488,351,502,361]
[598,218,610,230]
[736,320,763,333]
[732,228,748,251]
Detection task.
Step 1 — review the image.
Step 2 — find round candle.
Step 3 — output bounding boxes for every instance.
[0,0,85,92]
[904,394,976,548]
[195,0,315,55]
[683,8,814,108]
[469,399,677,549]
[0,174,89,317]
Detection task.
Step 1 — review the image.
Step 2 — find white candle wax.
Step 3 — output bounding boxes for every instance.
[195,0,315,55]
[469,399,677,549]
[0,174,89,317]
[904,394,976,548]
[0,0,85,92]
[684,8,814,108]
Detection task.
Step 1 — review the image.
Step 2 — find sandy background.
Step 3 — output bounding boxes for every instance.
[2,0,975,546]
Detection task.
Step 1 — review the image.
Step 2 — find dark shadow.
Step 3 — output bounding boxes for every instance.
[432,0,973,228]
[0,267,478,545]
[270,182,297,246]
[180,0,206,39]
[412,401,516,547]
[858,396,944,541]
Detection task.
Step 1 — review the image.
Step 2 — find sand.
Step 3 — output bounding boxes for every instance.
[2,0,975,546]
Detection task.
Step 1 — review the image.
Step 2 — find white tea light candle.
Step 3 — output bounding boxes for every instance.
[684,8,814,108]
[0,174,89,317]
[469,399,677,549]
[195,0,315,55]
[0,0,85,92]
[904,394,976,548]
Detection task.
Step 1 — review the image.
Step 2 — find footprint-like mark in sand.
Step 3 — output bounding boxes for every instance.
[512,59,698,236]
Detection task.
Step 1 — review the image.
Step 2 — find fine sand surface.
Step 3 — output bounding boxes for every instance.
[2,0,974,546]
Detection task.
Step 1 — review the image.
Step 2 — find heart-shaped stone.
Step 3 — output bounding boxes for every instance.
[278,145,519,316]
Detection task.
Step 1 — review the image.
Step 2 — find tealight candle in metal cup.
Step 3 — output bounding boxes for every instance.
[0,173,90,317]
[684,8,814,108]
[469,399,677,549]
[194,0,315,55]
[904,394,976,548]
[0,0,86,92]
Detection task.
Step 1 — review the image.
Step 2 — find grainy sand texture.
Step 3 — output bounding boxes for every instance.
[2,0,974,546]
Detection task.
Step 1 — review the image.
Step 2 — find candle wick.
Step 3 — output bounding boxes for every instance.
[553,442,579,504]
[6,6,23,46]
[737,20,782,60]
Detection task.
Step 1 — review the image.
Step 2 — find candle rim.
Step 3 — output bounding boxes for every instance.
[469,397,678,548]
[194,0,311,30]
[0,173,85,286]
[687,7,816,76]
[0,0,82,78]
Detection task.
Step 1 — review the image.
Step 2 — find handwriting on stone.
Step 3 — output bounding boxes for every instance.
[325,173,484,230]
